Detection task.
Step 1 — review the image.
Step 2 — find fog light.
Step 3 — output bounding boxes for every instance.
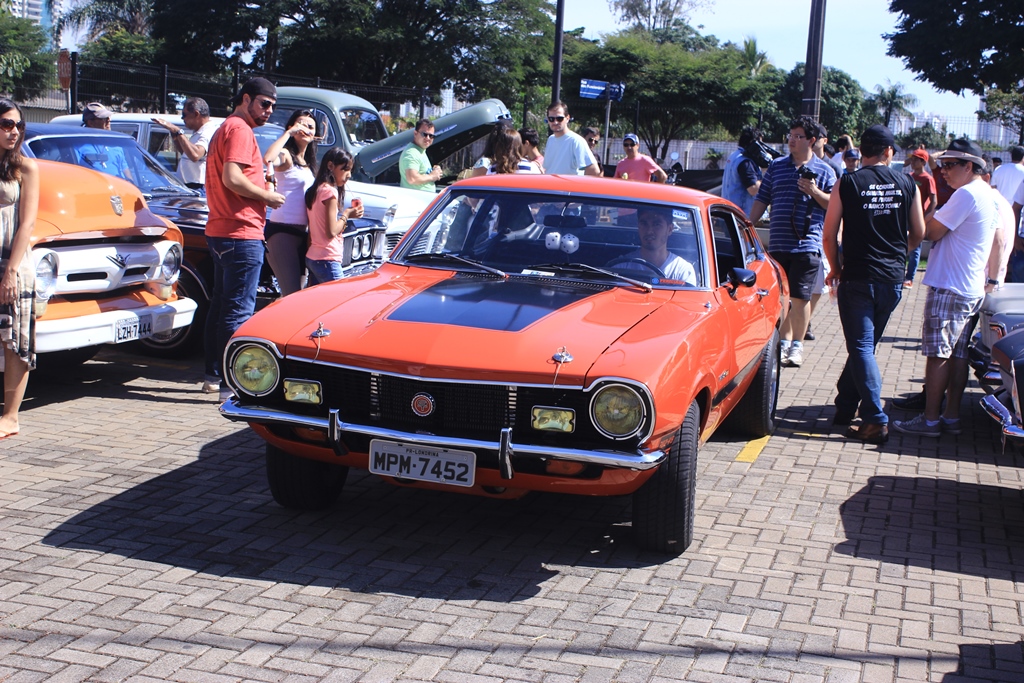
[531,407,575,433]
[545,461,586,476]
[284,379,322,404]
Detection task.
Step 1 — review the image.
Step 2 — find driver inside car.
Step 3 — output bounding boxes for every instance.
[611,207,697,284]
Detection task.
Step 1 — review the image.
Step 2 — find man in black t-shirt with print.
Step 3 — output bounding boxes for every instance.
[822,124,926,444]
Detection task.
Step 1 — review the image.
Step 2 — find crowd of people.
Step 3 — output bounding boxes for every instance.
[3,77,1023,444]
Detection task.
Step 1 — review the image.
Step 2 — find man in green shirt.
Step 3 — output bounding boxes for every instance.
[400,118,442,192]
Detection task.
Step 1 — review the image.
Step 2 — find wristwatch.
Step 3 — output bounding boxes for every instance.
[175,129,185,137]
[987,278,999,286]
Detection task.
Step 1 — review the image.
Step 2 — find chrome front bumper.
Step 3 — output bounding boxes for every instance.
[980,393,1024,443]
[220,399,667,471]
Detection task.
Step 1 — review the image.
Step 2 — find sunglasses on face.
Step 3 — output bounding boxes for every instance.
[418,130,435,140]
[623,141,636,147]
[586,138,599,145]
[255,98,275,110]
[547,116,566,123]
[940,159,968,169]
[0,118,25,132]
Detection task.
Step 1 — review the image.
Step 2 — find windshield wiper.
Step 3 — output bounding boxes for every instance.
[526,262,653,292]
[404,252,507,278]
[148,185,195,195]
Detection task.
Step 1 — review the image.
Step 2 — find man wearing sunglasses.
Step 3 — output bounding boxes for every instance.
[614,133,666,183]
[892,139,1000,438]
[203,77,286,399]
[542,101,601,177]
[400,118,443,192]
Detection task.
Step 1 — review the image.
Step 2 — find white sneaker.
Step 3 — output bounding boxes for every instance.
[787,345,803,367]
[780,345,791,366]
[202,380,220,393]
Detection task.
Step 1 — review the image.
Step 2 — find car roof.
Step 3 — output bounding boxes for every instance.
[275,86,378,112]
[448,174,722,206]
[50,113,228,125]
[25,122,136,138]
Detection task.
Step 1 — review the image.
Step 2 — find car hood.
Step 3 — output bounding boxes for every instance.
[145,193,210,229]
[237,265,675,386]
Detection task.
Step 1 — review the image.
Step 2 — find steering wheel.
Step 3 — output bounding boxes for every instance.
[605,256,666,279]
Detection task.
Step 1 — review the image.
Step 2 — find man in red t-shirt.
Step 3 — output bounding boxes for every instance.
[202,77,286,398]
[904,148,938,287]
[614,134,667,182]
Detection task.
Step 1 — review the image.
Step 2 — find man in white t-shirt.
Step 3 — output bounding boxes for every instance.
[611,208,697,285]
[991,146,1024,205]
[154,97,219,190]
[542,101,601,176]
[893,140,999,437]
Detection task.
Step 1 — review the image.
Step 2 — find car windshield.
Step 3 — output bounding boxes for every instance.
[339,108,387,148]
[26,134,194,197]
[393,189,705,289]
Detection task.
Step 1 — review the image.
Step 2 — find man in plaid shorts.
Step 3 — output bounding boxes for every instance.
[892,140,1000,437]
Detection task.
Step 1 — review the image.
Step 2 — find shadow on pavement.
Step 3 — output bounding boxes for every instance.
[835,476,1024,581]
[941,641,1024,682]
[42,429,671,600]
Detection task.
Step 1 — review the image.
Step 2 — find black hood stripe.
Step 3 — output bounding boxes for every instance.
[388,278,601,331]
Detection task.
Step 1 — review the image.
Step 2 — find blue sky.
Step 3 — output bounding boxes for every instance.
[563,0,980,131]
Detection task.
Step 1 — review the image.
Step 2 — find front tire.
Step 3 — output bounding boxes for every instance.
[137,271,208,358]
[265,443,348,510]
[726,330,780,437]
[632,402,699,555]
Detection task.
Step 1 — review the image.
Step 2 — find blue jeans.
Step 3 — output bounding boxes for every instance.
[306,258,344,286]
[905,243,922,282]
[835,280,903,425]
[204,237,265,380]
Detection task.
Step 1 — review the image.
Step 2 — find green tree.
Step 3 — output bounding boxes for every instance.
[865,79,917,128]
[886,0,1024,95]
[607,0,713,32]
[979,88,1024,145]
[771,64,868,142]
[739,37,769,78]
[895,123,950,151]
[79,28,162,63]
[48,0,154,42]
[0,12,53,100]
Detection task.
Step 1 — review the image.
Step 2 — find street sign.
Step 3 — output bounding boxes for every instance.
[57,49,72,91]
[580,79,607,100]
[607,83,626,102]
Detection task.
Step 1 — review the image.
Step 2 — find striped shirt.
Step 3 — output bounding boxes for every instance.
[755,154,836,254]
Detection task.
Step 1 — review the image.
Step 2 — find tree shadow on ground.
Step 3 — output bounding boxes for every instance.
[42,428,678,601]
[835,476,1024,582]
[941,641,1024,682]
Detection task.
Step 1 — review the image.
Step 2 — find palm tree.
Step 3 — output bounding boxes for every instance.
[869,79,918,128]
[740,37,769,78]
[46,0,154,43]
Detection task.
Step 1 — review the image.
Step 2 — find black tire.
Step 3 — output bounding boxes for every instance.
[265,443,348,510]
[632,402,699,555]
[726,330,780,437]
[137,271,208,358]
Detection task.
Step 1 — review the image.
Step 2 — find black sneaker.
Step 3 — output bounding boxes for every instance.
[804,325,815,341]
[892,391,926,411]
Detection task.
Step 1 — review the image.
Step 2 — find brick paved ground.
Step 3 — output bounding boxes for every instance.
[2,281,1023,682]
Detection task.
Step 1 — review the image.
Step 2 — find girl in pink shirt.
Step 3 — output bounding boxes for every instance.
[304,148,364,285]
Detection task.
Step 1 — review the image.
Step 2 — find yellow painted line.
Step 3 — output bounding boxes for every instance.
[735,435,770,462]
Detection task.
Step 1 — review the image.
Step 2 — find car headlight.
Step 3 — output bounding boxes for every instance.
[230,344,280,396]
[161,244,182,282]
[590,383,646,439]
[34,251,58,301]
[383,204,397,228]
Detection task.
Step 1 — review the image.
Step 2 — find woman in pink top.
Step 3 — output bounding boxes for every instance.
[304,148,364,285]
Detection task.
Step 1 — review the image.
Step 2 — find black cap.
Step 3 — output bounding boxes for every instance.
[860,124,895,149]
[935,139,986,168]
[233,77,277,106]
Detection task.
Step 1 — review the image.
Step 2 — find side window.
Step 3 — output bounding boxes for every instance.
[710,209,745,285]
[147,129,179,173]
[110,123,140,140]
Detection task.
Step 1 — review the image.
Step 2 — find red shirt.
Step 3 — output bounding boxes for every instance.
[205,115,266,239]
[911,170,937,215]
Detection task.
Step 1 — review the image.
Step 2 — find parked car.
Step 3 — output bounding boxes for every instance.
[22,122,386,356]
[968,283,1024,392]
[0,160,195,369]
[980,324,1024,447]
[219,175,786,554]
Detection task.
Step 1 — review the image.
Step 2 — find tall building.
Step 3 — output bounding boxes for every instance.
[8,0,57,34]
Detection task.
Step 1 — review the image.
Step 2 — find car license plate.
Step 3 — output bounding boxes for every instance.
[369,439,475,488]
[115,314,153,342]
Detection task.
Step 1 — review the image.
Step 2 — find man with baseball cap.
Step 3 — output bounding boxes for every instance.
[202,77,286,399]
[81,102,112,129]
[892,139,1000,437]
[614,134,667,183]
[822,124,925,444]
[904,148,937,287]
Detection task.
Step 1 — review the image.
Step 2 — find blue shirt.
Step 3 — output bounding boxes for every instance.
[756,154,836,254]
[721,148,761,216]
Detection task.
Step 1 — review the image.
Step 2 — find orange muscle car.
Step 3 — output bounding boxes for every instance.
[221,175,786,554]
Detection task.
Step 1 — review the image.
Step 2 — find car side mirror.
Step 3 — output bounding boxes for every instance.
[728,267,757,289]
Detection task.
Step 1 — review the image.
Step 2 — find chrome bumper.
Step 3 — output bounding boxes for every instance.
[220,399,667,471]
[980,394,1024,442]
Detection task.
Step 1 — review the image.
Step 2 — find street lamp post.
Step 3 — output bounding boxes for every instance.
[801,0,827,120]
[552,0,565,104]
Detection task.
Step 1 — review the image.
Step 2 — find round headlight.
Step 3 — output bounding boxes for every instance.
[34,252,58,301]
[161,244,182,282]
[361,233,373,258]
[591,384,646,439]
[230,344,280,396]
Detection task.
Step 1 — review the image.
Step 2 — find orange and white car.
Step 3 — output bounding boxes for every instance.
[23,160,195,361]
[220,174,785,554]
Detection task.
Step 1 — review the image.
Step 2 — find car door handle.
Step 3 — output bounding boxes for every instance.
[756,288,770,300]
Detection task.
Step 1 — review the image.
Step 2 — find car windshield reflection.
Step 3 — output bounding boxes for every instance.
[393,190,705,289]
[26,135,194,197]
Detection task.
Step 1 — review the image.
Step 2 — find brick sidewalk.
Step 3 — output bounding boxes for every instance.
[1,281,1023,682]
